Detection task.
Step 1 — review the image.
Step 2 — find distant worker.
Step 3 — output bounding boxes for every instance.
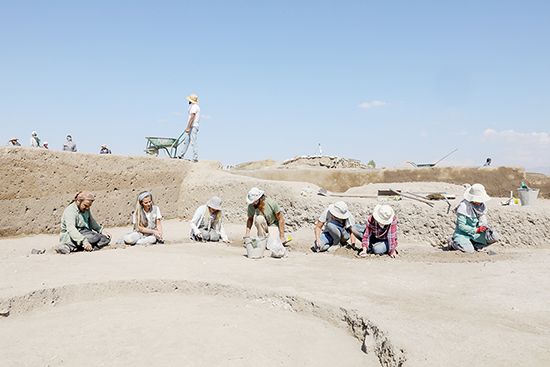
[30,131,41,147]
[43,141,49,149]
[352,204,399,258]
[99,144,112,154]
[63,134,77,152]
[8,137,21,146]
[56,192,111,254]
[482,158,492,167]
[313,201,356,252]
[178,93,201,162]
[318,143,323,156]
[448,184,499,253]
[244,187,286,243]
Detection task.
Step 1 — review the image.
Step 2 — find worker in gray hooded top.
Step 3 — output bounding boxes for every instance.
[56,192,111,254]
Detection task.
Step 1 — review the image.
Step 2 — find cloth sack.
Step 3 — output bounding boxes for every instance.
[267,235,286,258]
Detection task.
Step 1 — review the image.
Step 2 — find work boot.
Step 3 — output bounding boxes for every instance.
[55,244,71,254]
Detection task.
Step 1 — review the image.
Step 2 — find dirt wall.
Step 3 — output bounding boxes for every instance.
[0,147,190,236]
[231,166,536,197]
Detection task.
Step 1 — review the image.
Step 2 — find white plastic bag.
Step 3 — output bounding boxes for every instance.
[267,235,286,258]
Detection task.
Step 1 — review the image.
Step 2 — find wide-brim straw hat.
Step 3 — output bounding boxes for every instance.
[463,183,490,203]
[186,94,199,104]
[207,196,223,211]
[246,187,265,205]
[328,201,350,220]
[9,137,18,141]
[373,204,395,226]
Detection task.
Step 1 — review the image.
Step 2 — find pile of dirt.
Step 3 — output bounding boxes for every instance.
[0,147,190,236]
[282,155,369,169]
[232,159,279,170]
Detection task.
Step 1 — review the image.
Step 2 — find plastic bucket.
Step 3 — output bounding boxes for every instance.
[518,188,539,206]
[245,237,267,259]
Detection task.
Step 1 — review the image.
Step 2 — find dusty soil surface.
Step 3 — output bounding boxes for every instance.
[1,293,372,366]
[0,220,549,366]
[2,150,550,366]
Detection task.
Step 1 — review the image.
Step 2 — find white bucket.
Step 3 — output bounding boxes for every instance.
[518,188,539,206]
[245,237,267,259]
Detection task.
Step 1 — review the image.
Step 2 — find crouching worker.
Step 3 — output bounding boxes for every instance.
[190,196,229,242]
[244,187,285,243]
[123,191,163,245]
[56,192,111,254]
[449,184,498,253]
[313,201,356,252]
[352,204,398,258]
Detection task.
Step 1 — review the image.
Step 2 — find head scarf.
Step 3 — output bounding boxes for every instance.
[135,191,153,229]
[75,191,95,202]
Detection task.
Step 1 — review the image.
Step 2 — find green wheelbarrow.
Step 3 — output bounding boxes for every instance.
[144,131,187,158]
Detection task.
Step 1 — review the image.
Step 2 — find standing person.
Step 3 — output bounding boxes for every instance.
[8,137,21,146]
[449,184,498,253]
[189,196,230,243]
[56,192,111,254]
[482,158,492,167]
[244,187,285,243]
[99,144,112,154]
[178,93,201,162]
[123,191,164,246]
[313,201,356,252]
[63,134,77,152]
[30,131,41,147]
[43,141,49,149]
[353,204,399,258]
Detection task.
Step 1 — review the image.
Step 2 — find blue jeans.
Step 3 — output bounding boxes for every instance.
[179,126,199,160]
[318,221,350,251]
[351,224,389,254]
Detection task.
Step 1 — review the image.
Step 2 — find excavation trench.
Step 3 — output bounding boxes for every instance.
[0,280,405,367]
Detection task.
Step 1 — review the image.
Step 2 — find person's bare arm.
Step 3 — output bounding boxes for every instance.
[314,220,324,245]
[155,219,163,240]
[185,113,196,132]
[245,216,254,237]
[275,212,285,241]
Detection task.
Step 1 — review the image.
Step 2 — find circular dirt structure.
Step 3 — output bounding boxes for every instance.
[0,280,406,366]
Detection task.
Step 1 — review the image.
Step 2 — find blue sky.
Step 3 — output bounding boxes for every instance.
[1,0,549,171]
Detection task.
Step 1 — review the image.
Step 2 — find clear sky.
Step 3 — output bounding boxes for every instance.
[1,0,549,171]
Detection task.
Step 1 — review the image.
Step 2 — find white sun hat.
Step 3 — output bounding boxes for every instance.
[246,187,265,205]
[328,201,351,220]
[373,204,395,226]
[207,196,223,211]
[463,183,490,203]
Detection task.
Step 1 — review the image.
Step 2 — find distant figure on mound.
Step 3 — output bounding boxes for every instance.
[63,134,77,152]
[30,131,41,147]
[448,184,500,253]
[56,192,111,254]
[99,144,112,154]
[178,93,201,162]
[244,187,286,243]
[190,196,230,243]
[123,191,164,246]
[43,141,49,149]
[313,201,356,252]
[482,157,492,167]
[352,204,399,258]
[8,137,21,146]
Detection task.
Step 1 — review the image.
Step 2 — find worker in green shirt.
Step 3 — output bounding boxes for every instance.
[56,191,111,254]
[245,187,285,243]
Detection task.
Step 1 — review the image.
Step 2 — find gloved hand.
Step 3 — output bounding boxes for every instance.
[476,226,488,233]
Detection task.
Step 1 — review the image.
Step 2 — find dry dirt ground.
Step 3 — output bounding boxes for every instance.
[2,149,550,366]
[1,220,549,367]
